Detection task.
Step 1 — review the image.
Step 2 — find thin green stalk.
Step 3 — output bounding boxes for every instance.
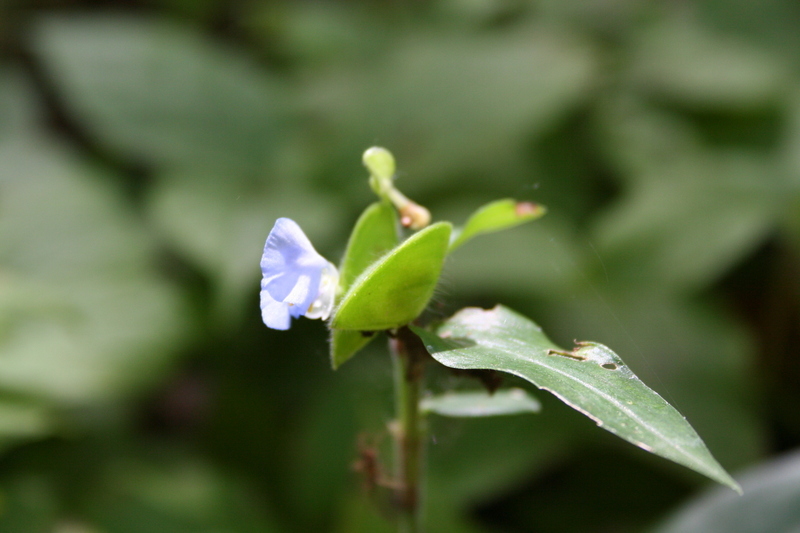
[391,326,426,533]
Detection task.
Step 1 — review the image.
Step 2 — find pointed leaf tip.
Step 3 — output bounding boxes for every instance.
[449,199,546,252]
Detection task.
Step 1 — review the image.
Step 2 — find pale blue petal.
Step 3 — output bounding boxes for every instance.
[259,217,338,330]
[305,261,339,320]
[284,272,313,306]
[260,218,327,308]
[260,284,291,330]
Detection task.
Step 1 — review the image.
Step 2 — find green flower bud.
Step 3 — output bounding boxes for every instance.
[362,146,396,182]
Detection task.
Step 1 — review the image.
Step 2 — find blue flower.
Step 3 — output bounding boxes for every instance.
[260,218,339,330]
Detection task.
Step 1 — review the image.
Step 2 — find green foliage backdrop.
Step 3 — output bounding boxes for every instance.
[1,0,800,531]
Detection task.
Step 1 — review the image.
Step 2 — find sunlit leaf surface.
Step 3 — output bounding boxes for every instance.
[449,199,546,252]
[337,202,399,291]
[331,222,451,331]
[331,202,398,368]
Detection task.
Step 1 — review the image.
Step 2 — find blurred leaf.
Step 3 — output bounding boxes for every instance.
[780,89,800,188]
[442,214,584,298]
[421,388,541,417]
[594,96,705,180]
[331,222,451,331]
[449,199,547,252]
[0,69,42,140]
[0,402,53,442]
[0,138,186,404]
[0,475,60,532]
[425,401,577,508]
[594,153,787,290]
[627,18,791,109]
[306,23,597,187]
[698,0,800,52]
[331,202,398,368]
[535,0,649,34]
[414,305,741,492]
[83,456,283,533]
[32,14,284,174]
[246,2,385,66]
[333,492,395,533]
[656,450,800,533]
[436,0,517,26]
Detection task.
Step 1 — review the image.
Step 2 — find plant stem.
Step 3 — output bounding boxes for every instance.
[391,326,426,533]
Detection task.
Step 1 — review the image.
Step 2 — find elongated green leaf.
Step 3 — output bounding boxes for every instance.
[421,388,540,417]
[413,305,740,492]
[331,222,451,331]
[331,202,399,368]
[449,199,546,252]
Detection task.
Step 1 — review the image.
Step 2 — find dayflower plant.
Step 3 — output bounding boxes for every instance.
[259,147,741,532]
[260,217,338,330]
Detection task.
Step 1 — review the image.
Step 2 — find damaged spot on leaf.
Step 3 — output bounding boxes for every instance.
[515,201,540,216]
[546,348,587,361]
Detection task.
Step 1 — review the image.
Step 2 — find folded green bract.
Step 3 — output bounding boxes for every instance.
[330,222,451,331]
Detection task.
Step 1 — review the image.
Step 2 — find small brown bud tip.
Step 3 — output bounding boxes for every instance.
[515,202,541,216]
[399,202,431,230]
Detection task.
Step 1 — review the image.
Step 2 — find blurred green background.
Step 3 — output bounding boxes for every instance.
[2,0,800,531]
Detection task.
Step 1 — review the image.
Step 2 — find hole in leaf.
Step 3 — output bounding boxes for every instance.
[601,363,618,370]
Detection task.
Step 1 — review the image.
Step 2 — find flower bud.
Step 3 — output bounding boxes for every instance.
[399,201,431,230]
[362,146,396,182]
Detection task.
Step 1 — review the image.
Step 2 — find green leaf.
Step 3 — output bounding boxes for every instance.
[330,202,398,368]
[449,199,546,252]
[412,305,741,493]
[331,222,451,331]
[593,154,782,291]
[338,202,399,291]
[0,474,60,532]
[421,388,541,418]
[330,330,376,370]
[83,455,284,533]
[32,15,283,174]
[311,25,597,185]
[0,138,186,405]
[628,19,790,108]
